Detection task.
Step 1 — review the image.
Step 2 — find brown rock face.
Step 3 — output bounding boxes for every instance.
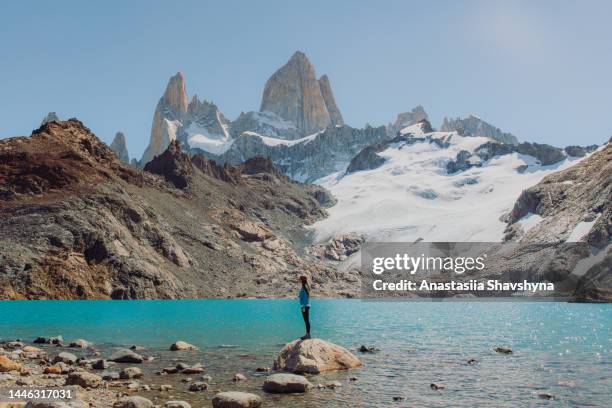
[141,72,189,165]
[0,119,354,300]
[260,51,342,135]
[318,74,344,126]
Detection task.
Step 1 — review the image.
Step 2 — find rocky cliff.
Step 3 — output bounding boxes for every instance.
[441,115,519,145]
[501,142,611,301]
[141,72,189,165]
[387,105,429,136]
[260,51,342,135]
[110,132,129,163]
[0,120,358,299]
[220,124,389,182]
[318,74,344,126]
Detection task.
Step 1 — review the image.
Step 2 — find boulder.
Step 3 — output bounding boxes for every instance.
[34,336,63,345]
[263,373,311,393]
[22,345,42,353]
[273,339,362,374]
[233,373,247,382]
[65,371,102,388]
[92,359,109,370]
[188,381,208,391]
[109,348,144,363]
[169,341,198,351]
[5,341,24,349]
[44,365,63,374]
[0,355,22,372]
[53,352,77,365]
[113,396,154,408]
[212,391,262,408]
[120,367,143,379]
[69,339,91,349]
[494,346,513,354]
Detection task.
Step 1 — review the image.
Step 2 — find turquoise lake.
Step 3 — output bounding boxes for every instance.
[0,300,610,407]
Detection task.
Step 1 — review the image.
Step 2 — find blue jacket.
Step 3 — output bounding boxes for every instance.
[299,286,310,307]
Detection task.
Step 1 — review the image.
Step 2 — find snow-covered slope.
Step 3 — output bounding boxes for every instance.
[312,125,585,245]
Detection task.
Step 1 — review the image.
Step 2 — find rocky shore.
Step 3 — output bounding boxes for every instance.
[0,337,362,408]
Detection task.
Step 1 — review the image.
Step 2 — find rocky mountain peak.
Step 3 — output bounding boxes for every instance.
[110,131,130,163]
[318,74,344,126]
[141,73,191,166]
[40,112,60,126]
[144,140,194,189]
[440,115,519,145]
[162,72,189,120]
[260,51,342,135]
[388,105,429,135]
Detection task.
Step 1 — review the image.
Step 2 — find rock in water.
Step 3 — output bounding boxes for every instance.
[260,51,340,135]
[113,396,154,408]
[109,348,144,363]
[262,373,311,393]
[53,352,77,365]
[69,339,91,349]
[212,391,262,408]
[169,341,199,351]
[273,339,362,374]
[110,132,130,163]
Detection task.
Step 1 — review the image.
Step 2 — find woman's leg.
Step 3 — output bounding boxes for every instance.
[301,306,311,335]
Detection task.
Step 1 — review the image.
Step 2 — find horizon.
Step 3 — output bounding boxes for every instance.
[1,0,611,159]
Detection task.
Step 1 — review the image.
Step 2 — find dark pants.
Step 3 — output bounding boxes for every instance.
[301,306,311,334]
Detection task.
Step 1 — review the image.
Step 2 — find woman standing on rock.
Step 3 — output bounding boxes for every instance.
[299,275,311,340]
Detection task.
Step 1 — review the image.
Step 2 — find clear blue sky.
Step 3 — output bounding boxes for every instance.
[1,0,610,159]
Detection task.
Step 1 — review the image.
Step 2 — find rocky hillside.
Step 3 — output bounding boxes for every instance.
[0,120,357,299]
[502,142,611,301]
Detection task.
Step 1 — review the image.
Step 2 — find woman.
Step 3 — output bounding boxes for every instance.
[298,275,311,340]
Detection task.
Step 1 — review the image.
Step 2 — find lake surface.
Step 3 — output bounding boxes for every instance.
[1,300,610,407]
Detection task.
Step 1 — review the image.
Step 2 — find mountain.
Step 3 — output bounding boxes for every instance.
[40,112,60,126]
[260,51,342,135]
[0,119,356,299]
[441,115,519,145]
[220,124,388,182]
[387,105,429,136]
[313,121,590,249]
[138,53,378,182]
[318,74,344,126]
[110,131,129,163]
[141,72,189,165]
[501,142,611,300]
